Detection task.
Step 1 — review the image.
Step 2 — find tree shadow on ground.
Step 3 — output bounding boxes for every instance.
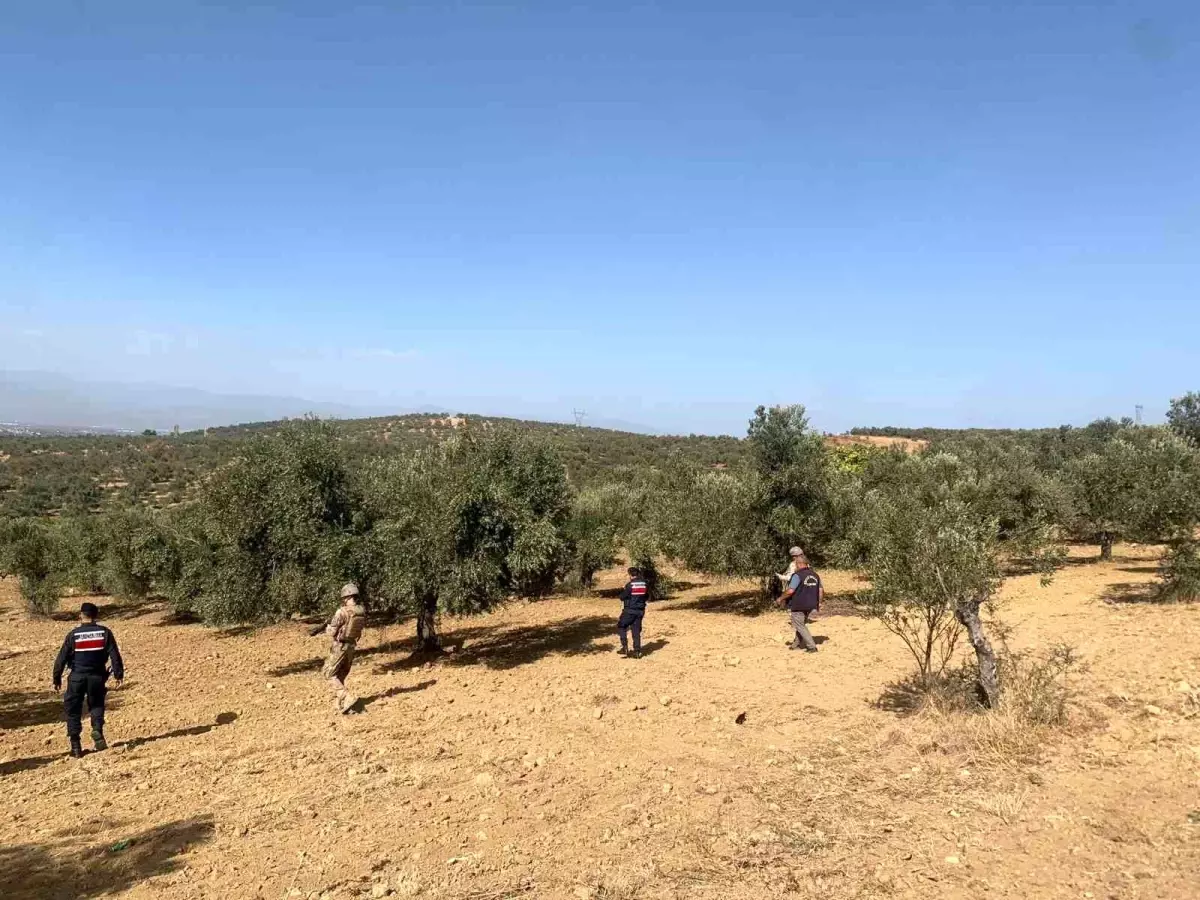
[99,599,164,621]
[1102,581,1163,604]
[351,679,437,712]
[0,815,215,900]
[150,609,203,627]
[215,625,257,639]
[1117,565,1160,575]
[874,670,980,717]
[267,639,412,677]
[376,615,616,672]
[0,688,64,730]
[672,589,866,619]
[670,589,771,616]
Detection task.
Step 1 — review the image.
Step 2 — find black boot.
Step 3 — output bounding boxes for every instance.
[92,729,108,752]
[69,739,84,759]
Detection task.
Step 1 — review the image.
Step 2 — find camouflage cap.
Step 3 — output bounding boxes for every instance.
[339,582,360,599]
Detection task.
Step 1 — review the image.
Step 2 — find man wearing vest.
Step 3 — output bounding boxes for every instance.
[52,601,125,758]
[616,567,649,659]
[321,583,367,713]
[777,552,823,653]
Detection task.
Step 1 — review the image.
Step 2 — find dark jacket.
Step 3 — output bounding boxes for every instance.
[53,623,124,687]
[785,568,822,613]
[619,579,649,613]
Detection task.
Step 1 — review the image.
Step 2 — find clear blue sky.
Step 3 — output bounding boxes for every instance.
[2,1,1197,434]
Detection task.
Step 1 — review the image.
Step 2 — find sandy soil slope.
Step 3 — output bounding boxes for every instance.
[1,545,1197,899]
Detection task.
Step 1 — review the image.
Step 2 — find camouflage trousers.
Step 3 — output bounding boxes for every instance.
[322,641,356,684]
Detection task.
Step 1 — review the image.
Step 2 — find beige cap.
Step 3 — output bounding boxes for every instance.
[339,583,360,599]
[789,546,804,557]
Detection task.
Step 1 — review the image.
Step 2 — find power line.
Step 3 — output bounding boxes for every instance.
[1135,404,1144,425]
[572,408,587,427]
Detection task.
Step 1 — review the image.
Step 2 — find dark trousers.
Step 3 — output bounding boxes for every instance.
[617,610,643,652]
[64,674,107,740]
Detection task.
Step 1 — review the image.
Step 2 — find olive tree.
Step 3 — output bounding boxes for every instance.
[1065,430,1200,561]
[658,465,775,586]
[861,454,1060,708]
[362,428,570,650]
[746,404,837,561]
[0,517,64,615]
[564,484,623,589]
[1167,392,1200,447]
[1158,540,1200,603]
[186,419,365,624]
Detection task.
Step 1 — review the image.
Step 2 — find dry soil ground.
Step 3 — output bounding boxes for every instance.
[1,546,1198,900]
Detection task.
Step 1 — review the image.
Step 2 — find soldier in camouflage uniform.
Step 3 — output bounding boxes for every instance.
[319,583,367,713]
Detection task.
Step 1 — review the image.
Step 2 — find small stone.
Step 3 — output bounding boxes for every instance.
[659,696,671,707]
[726,657,740,667]
[370,885,389,898]
[1176,681,1193,694]
[945,855,960,865]
[662,783,672,794]
[473,773,493,786]
[574,888,593,900]
[593,708,603,720]
[1145,704,1165,716]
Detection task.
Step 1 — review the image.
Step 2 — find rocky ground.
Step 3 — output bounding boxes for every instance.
[1,545,1197,899]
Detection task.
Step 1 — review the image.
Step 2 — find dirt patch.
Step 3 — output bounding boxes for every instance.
[1,545,1197,898]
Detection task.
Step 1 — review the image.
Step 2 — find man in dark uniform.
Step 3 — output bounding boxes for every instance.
[53,601,125,758]
[776,552,823,653]
[616,567,649,659]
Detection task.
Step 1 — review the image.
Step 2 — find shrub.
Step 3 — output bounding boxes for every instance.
[0,517,64,615]
[1157,540,1200,603]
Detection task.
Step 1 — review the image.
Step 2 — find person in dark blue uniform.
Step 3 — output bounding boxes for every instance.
[616,567,649,658]
[53,602,125,758]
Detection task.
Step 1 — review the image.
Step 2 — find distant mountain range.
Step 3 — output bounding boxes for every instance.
[0,371,661,435]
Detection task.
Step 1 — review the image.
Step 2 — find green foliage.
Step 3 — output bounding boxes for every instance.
[745,404,838,562]
[362,428,571,646]
[1167,392,1200,447]
[1157,540,1200,603]
[189,419,365,624]
[59,515,107,594]
[860,471,1000,682]
[564,486,622,589]
[96,509,177,601]
[1064,429,1200,558]
[0,517,64,615]
[659,466,774,578]
[859,453,1060,707]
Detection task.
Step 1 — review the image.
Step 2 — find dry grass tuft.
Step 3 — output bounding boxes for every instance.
[880,642,1088,768]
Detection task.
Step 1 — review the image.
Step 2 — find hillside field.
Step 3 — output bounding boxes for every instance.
[2,545,1198,900]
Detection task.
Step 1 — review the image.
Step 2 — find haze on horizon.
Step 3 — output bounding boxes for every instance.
[3,2,1197,436]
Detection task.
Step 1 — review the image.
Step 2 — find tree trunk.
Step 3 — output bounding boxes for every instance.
[1099,533,1113,562]
[956,598,1000,709]
[581,567,595,590]
[416,592,440,651]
